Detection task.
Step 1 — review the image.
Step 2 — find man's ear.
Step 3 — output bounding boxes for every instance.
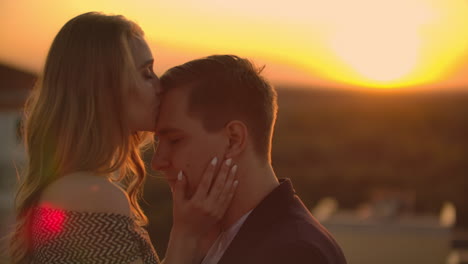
[224,120,248,159]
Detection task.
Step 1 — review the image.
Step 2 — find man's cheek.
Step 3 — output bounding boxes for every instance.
[187,171,204,199]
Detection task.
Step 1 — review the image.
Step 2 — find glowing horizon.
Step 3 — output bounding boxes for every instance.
[1,0,467,90]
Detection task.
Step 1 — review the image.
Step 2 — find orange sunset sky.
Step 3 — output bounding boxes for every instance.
[1,0,467,90]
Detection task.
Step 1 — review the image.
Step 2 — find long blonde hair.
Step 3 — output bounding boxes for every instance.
[10,12,152,263]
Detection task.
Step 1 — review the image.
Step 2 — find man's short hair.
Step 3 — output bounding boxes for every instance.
[160,55,278,162]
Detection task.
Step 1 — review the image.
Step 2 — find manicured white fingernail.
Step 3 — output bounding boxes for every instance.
[233,180,239,187]
[225,158,232,166]
[178,171,183,181]
[231,165,238,175]
[211,157,218,166]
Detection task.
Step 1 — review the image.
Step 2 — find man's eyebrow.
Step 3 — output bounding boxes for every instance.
[139,59,154,69]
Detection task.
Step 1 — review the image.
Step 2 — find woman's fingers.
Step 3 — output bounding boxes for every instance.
[170,158,239,241]
[206,158,232,202]
[192,157,218,200]
[214,165,238,217]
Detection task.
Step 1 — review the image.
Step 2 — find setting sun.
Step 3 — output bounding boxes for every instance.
[326,0,427,85]
[293,0,468,89]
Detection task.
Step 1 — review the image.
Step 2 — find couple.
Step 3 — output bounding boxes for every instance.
[10,12,346,264]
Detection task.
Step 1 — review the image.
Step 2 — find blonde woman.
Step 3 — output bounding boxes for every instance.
[9,12,238,264]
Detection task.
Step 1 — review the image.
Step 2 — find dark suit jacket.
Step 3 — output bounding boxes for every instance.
[218,179,347,264]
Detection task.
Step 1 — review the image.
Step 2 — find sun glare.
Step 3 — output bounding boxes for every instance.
[328,1,425,83]
[310,0,468,89]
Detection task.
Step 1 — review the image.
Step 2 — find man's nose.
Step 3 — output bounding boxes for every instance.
[151,149,170,171]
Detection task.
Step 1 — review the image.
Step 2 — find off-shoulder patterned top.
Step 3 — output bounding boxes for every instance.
[29,206,160,263]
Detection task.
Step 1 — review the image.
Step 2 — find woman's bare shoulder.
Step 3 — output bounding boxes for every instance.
[39,171,131,216]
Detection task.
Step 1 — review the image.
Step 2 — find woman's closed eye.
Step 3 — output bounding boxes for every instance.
[143,66,155,79]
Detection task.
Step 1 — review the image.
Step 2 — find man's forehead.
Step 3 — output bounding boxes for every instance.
[157,87,188,118]
[155,99,185,135]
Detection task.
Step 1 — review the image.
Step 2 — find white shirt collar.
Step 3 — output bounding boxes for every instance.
[201,210,253,264]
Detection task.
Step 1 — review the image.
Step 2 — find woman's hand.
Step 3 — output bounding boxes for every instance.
[163,157,238,264]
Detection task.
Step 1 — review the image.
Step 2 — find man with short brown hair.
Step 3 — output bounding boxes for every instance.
[152,55,347,264]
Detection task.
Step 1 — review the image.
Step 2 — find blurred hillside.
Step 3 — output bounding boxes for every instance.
[273,88,467,214]
[142,87,468,256]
